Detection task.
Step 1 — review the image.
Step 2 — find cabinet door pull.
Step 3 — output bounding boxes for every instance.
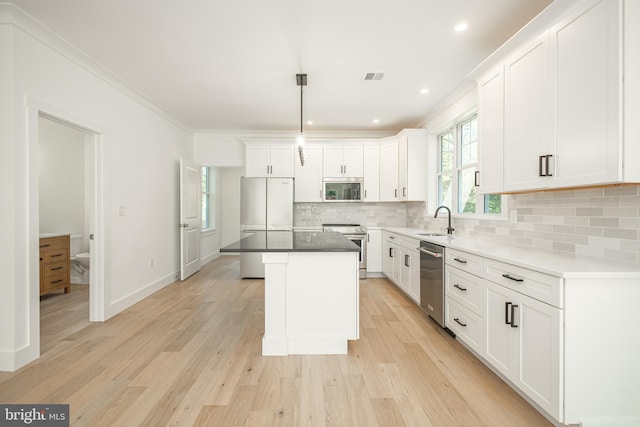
[453,258,467,264]
[394,189,398,198]
[539,155,545,177]
[51,279,63,284]
[454,318,467,327]
[404,254,410,267]
[364,189,367,199]
[502,273,523,282]
[51,266,63,271]
[344,165,347,175]
[453,284,467,292]
[402,187,407,197]
[367,234,370,243]
[474,170,480,187]
[545,154,553,177]
[40,244,51,248]
[510,304,519,328]
[51,254,63,258]
[505,302,512,325]
[389,248,393,258]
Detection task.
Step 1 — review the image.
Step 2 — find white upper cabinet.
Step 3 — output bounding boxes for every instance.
[549,0,620,188]
[503,33,552,192]
[363,145,380,201]
[245,144,294,177]
[397,129,428,201]
[294,146,323,202]
[472,0,639,193]
[477,65,505,194]
[379,137,399,201]
[323,145,363,177]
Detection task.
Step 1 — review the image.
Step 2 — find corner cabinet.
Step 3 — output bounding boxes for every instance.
[39,235,71,296]
[294,145,323,202]
[245,144,294,177]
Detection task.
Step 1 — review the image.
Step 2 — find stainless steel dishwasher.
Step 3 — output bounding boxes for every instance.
[418,240,446,328]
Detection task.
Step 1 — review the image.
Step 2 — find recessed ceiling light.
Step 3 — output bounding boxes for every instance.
[420,88,430,95]
[372,119,380,124]
[454,22,469,32]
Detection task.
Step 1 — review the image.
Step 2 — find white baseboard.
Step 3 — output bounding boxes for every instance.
[105,271,178,320]
[0,344,31,372]
[200,251,220,266]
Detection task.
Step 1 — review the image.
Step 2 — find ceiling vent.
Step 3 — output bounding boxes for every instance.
[363,72,385,81]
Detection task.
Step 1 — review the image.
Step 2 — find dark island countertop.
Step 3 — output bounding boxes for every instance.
[220,231,360,253]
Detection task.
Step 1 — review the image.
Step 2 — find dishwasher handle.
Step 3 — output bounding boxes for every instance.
[417,247,443,258]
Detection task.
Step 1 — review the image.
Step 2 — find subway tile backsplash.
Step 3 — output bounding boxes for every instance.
[294,186,640,264]
[407,185,640,265]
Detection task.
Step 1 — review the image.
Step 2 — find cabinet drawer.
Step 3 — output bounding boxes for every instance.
[446,266,483,315]
[42,270,68,290]
[446,297,482,354]
[39,236,68,251]
[43,261,68,275]
[484,258,563,308]
[446,248,483,277]
[42,248,69,264]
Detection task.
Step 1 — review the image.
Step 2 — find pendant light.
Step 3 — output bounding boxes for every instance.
[296,73,307,166]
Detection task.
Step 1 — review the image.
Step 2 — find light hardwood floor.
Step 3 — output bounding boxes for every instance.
[0,256,551,426]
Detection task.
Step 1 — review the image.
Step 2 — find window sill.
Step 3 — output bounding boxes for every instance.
[201,228,217,237]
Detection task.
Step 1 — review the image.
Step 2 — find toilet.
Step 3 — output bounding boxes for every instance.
[70,234,90,284]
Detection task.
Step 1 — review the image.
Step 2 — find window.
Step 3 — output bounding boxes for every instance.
[201,166,215,230]
[437,113,502,215]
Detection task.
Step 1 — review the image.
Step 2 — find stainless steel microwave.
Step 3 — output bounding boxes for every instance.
[323,177,363,202]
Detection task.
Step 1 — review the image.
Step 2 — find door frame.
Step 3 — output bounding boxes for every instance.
[27,96,109,362]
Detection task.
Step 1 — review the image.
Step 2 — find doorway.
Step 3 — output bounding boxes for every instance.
[27,97,108,363]
[38,115,93,353]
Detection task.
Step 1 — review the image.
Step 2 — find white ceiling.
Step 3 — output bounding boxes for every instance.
[11,0,553,132]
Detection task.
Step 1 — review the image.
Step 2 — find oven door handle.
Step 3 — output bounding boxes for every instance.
[417,247,443,258]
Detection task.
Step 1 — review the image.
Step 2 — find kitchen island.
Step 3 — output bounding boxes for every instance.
[220,231,360,356]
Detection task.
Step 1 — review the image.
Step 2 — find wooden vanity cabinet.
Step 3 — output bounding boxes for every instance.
[39,235,71,296]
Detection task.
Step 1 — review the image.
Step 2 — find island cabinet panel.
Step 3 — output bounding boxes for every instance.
[39,235,71,296]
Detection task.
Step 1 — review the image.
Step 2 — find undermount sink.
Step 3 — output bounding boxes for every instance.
[417,233,446,237]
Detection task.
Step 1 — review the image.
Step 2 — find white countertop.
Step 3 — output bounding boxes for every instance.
[383,227,640,279]
[39,232,71,239]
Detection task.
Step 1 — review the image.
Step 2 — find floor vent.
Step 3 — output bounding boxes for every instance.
[363,72,385,81]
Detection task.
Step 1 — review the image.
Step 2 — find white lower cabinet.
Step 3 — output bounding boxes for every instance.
[366,229,382,273]
[445,297,482,354]
[483,278,562,421]
[382,231,420,303]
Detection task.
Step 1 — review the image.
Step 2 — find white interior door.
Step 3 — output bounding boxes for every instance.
[180,159,201,280]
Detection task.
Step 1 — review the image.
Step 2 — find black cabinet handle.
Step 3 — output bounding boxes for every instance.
[40,244,51,248]
[539,155,545,177]
[402,187,407,197]
[51,254,63,258]
[394,189,398,198]
[505,302,512,325]
[454,258,467,264]
[454,318,467,327]
[453,284,467,292]
[510,304,519,328]
[51,266,63,271]
[404,254,409,267]
[502,273,523,282]
[545,154,553,177]
[389,248,393,258]
[474,170,480,187]
[51,279,63,284]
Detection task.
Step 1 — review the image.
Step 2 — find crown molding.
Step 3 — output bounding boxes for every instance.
[193,129,396,141]
[0,3,194,134]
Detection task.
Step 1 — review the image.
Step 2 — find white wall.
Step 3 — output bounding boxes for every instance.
[194,133,245,167]
[1,7,194,371]
[38,116,86,239]
[221,167,244,247]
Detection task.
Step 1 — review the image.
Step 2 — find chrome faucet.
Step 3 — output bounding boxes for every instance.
[434,205,454,234]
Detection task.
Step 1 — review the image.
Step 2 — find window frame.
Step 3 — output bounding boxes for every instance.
[201,166,216,231]
[436,110,508,219]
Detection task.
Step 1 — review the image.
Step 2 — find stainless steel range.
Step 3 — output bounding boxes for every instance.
[322,224,367,279]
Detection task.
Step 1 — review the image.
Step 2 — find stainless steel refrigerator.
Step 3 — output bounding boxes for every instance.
[240,177,294,278]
